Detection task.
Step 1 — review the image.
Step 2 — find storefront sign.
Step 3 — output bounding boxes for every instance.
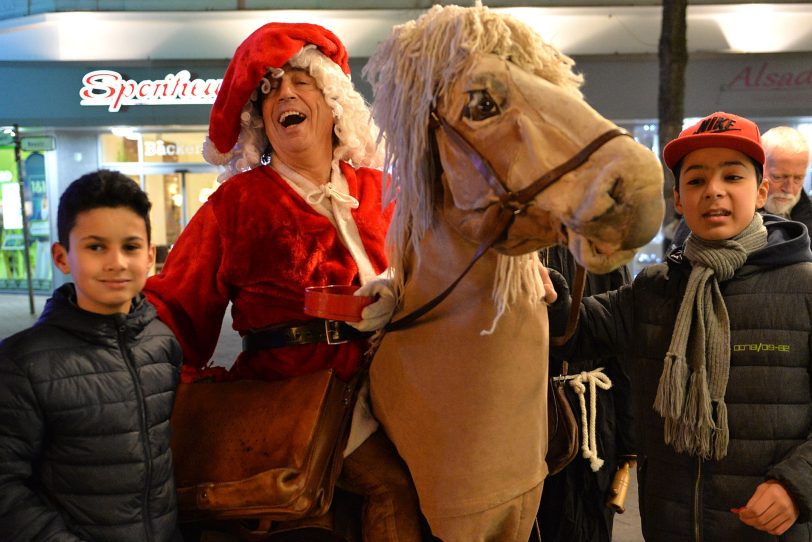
[20,136,55,152]
[143,139,204,158]
[715,58,812,116]
[79,69,222,112]
[724,61,812,91]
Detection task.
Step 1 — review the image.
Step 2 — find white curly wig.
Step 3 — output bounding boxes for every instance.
[204,45,382,183]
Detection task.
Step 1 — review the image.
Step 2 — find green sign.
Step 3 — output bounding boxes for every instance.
[21,136,55,152]
[0,133,13,147]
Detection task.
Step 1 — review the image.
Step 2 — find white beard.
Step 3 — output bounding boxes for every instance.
[764,192,801,217]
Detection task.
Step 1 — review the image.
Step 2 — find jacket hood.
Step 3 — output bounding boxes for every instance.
[37,283,157,345]
[667,213,812,271]
[747,213,812,268]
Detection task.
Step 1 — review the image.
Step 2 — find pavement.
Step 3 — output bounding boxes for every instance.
[613,472,644,541]
[0,292,48,342]
[0,291,644,541]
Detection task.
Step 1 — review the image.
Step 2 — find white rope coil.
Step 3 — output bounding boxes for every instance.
[553,367,613,472]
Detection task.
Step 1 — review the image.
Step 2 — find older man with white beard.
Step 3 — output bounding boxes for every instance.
[761,126,812,234]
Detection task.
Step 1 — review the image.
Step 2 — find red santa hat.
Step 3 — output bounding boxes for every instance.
[207,22,350,158]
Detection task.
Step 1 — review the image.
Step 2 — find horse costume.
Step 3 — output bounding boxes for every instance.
[363,5,664,539]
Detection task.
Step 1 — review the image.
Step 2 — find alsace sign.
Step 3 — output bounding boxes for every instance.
[80,69,222,112]
[723,61,812,92]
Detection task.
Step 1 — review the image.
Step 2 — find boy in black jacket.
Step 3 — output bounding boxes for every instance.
[543,112,812,541]
[0,170,183,541]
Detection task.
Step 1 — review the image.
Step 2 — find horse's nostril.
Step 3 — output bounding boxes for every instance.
[608,177,624,205]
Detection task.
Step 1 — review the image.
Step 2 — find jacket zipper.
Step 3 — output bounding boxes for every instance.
[693,456,702,542]
[118,324,154,542]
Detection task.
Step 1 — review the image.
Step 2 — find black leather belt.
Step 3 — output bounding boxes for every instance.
[242,319,371,352]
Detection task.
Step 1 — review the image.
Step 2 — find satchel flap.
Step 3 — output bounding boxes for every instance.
[177,469,323,515]
[171,370,343,486]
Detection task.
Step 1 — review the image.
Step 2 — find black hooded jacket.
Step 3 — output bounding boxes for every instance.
[538,246,635,542]
[551,216,812,541]
[786,191,812,239]
[0,284,183,541]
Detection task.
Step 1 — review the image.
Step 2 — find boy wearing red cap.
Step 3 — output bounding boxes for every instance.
[145,22,421,541]
[544,112,812,540]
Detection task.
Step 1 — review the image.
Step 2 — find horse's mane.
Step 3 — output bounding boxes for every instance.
[364,4,584,290]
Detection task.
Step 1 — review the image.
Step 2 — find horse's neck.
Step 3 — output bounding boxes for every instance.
[390,214,548,351]
[400,215,500,327]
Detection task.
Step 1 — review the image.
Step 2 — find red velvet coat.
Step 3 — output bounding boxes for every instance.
[145,162,391,382]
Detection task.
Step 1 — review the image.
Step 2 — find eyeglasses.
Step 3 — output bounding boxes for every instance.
[769,175,806,188]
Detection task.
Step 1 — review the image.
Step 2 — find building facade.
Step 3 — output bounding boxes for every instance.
[1,3,811,290]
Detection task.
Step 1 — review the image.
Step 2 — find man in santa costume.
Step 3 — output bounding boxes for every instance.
[145,22,422,541]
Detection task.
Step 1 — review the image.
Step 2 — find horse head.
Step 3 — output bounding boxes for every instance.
[365,4,664,276]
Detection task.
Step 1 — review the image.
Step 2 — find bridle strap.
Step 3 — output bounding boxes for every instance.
[550,263,586,347]
[385,207,514,332]
[433,113,511,201]
[385,114,628,333]
[513,127,631,206]
[433,114,632,212]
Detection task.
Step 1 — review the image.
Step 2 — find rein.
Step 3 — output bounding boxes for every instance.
[385,112,630,340]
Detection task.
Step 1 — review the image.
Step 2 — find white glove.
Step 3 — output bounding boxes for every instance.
[348,276,397,332]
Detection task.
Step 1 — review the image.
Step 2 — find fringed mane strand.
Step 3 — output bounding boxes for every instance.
[363,4,584,296]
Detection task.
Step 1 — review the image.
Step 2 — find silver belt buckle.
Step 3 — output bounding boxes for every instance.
[325,319,348,345]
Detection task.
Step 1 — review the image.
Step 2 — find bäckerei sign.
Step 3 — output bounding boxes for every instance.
[80,70,222,112]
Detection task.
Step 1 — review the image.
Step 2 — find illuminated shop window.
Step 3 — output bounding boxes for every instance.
[100,131,208,164]
[0,146,52,292]
[99,129,218,275]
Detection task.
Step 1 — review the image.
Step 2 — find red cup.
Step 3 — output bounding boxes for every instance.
[303,285,374,322]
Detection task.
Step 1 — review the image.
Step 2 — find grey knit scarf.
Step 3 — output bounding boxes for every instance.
[653,213,767,460]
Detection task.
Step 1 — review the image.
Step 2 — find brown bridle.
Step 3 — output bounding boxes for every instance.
[385,111,630,345]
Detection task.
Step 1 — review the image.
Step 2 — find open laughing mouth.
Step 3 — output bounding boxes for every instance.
[279,110,306,127]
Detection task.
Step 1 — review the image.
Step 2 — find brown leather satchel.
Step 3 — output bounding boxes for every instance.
[170,369,356,524]
[545,373,579,476]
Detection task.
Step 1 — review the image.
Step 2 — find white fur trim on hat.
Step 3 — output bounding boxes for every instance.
[202,136,234,166]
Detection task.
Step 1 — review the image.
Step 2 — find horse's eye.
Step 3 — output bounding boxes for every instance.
[464,90,500,121]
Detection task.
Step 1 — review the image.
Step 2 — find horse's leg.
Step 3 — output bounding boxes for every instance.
[340,429,423,541]
[426,483,543,542]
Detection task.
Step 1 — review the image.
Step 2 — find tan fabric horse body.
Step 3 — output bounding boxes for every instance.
[364,5,664,539]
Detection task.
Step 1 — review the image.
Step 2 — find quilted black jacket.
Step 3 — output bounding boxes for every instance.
[0,284,183,541]
[552,216,812,541]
